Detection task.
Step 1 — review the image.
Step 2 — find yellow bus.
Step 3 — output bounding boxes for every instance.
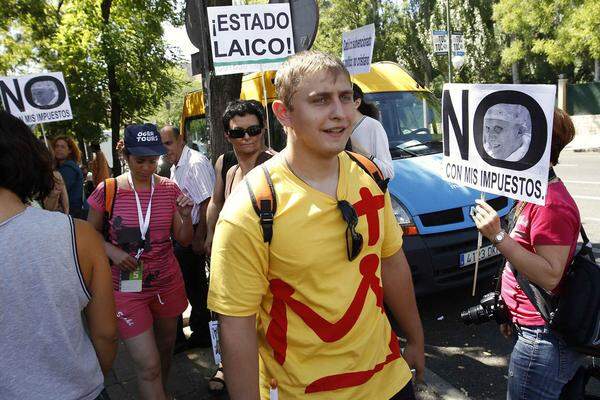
[180,61,441,154]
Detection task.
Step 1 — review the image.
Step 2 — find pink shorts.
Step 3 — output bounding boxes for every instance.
[115,280,188,340]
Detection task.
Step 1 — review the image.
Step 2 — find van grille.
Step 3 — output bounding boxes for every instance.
[420,208,463,227]
[418,196,508,228]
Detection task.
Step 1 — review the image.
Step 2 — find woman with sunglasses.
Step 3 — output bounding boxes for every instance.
[205,100,275,257]
[222,100,275,198]
[206,99,275,394]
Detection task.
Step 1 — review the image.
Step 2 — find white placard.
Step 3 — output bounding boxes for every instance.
[452,32,465,56]
[432,30,465,56]
[207,4,295,76]
[0,72,72,124]
[441,84,556,205]
[341,24,375,75]
[208,320,221,365]
[432,30,448,55]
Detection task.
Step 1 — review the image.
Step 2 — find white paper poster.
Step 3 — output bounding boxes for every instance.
[441,84,556,205]
[342,24,376,75]
[0,72,72,124]
[207,3,295,76]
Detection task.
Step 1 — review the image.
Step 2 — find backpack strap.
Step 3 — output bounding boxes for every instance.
[102,178,117,240]
[245,165,276,244]
[345,151,389,193]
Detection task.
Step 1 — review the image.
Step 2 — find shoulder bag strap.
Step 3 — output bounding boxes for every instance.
[345,150,389,192]
[246,165,276,244]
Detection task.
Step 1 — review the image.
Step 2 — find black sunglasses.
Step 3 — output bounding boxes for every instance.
[228,125,263,139]
[338,200,364,261]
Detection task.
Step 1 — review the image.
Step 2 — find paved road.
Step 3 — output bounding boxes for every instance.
[419,151,600,399]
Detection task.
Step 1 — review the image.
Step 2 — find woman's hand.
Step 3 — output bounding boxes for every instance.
[109,247,137,271]
[471,199,502,241]
[176,194,194,219]
[51,179,64,195]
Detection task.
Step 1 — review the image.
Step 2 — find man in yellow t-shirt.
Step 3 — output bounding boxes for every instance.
[208,51,424,400]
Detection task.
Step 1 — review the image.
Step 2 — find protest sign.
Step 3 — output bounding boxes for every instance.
[0,72,72,124]
[441,84,556,205]
[207,3,295,76]
[342,24,375,75]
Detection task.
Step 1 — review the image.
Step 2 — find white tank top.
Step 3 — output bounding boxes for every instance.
[0,207,104,400]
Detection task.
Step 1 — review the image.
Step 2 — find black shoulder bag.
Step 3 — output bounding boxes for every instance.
[509,172,600,355]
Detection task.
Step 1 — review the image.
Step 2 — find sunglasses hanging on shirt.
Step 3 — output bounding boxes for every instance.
[227,125,263,139]
[337,200,364,261]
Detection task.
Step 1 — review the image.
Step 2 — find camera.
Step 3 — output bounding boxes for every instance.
[460,291,509,325]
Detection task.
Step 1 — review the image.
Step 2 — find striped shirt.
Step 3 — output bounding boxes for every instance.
[170,146,215,224]
[88,176,183,291]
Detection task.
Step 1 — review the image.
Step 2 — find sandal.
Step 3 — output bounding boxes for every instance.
[208,367,226,394]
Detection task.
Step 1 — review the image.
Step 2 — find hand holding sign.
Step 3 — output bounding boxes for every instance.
[470,199,501,243]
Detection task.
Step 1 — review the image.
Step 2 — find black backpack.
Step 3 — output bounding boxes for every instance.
[512,227,600,356]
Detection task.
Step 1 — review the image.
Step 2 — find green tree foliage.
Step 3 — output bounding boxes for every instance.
[147,67,202,127]
[314,0,508,91]
[493,0,596,82]
[314,0,403,64]
[533,0,600,66]
[1,0,184,168]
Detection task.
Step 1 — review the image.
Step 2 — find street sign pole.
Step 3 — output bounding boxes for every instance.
[260,64,272,149]
[446,0,452,83]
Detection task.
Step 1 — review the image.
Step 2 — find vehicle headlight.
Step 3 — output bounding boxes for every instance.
[390,196,419,236]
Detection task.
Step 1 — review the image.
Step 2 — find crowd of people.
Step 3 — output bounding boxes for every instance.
[0,50,584,400]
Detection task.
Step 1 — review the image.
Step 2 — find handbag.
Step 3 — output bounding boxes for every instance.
[512,226,600,355]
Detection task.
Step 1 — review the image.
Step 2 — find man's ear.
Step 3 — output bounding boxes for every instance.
[354,98,361,110]
[272,100,292,127]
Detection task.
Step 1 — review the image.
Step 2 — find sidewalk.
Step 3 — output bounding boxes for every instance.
[105,343,220,400]
[105,343,469,400]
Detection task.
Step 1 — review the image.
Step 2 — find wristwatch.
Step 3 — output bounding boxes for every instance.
[491,230,507,245]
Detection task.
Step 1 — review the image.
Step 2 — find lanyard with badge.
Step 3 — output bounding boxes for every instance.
[120,172,155,292]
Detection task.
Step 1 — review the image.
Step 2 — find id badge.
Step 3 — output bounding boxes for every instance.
[120,260,143,292]
[209,320,221,365]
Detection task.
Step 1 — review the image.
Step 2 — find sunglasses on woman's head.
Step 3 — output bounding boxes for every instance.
[337,200,363,261]
[227,125,263,139]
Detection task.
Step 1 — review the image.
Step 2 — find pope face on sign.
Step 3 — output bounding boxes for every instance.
[30,80,59,107]
[483,104,531,162]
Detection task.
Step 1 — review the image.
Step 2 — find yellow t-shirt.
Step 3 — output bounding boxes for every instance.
[208,152,411,399]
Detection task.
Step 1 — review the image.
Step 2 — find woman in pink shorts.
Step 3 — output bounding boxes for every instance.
[88,123,193,400]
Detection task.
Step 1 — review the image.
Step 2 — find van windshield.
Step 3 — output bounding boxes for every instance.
[365,91,442,159]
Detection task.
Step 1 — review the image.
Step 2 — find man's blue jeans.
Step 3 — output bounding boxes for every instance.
[507,325,584,400]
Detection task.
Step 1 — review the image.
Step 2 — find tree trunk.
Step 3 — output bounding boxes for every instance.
[595,59,599,82]
[101,0,122,176]
[206,73,242,163]
[201,0,243,164]
[511,61,520,84]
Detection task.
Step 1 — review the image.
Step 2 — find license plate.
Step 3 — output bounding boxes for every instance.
[459,244,500,267]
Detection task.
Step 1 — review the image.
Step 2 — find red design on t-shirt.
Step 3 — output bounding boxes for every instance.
[353,187,385,246]
[265,254,383,365]
[305,331,401,393]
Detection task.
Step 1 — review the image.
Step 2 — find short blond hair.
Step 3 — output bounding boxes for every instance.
[274,51,350,109]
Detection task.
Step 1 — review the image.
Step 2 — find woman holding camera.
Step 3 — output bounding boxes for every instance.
[472,109,583,400]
